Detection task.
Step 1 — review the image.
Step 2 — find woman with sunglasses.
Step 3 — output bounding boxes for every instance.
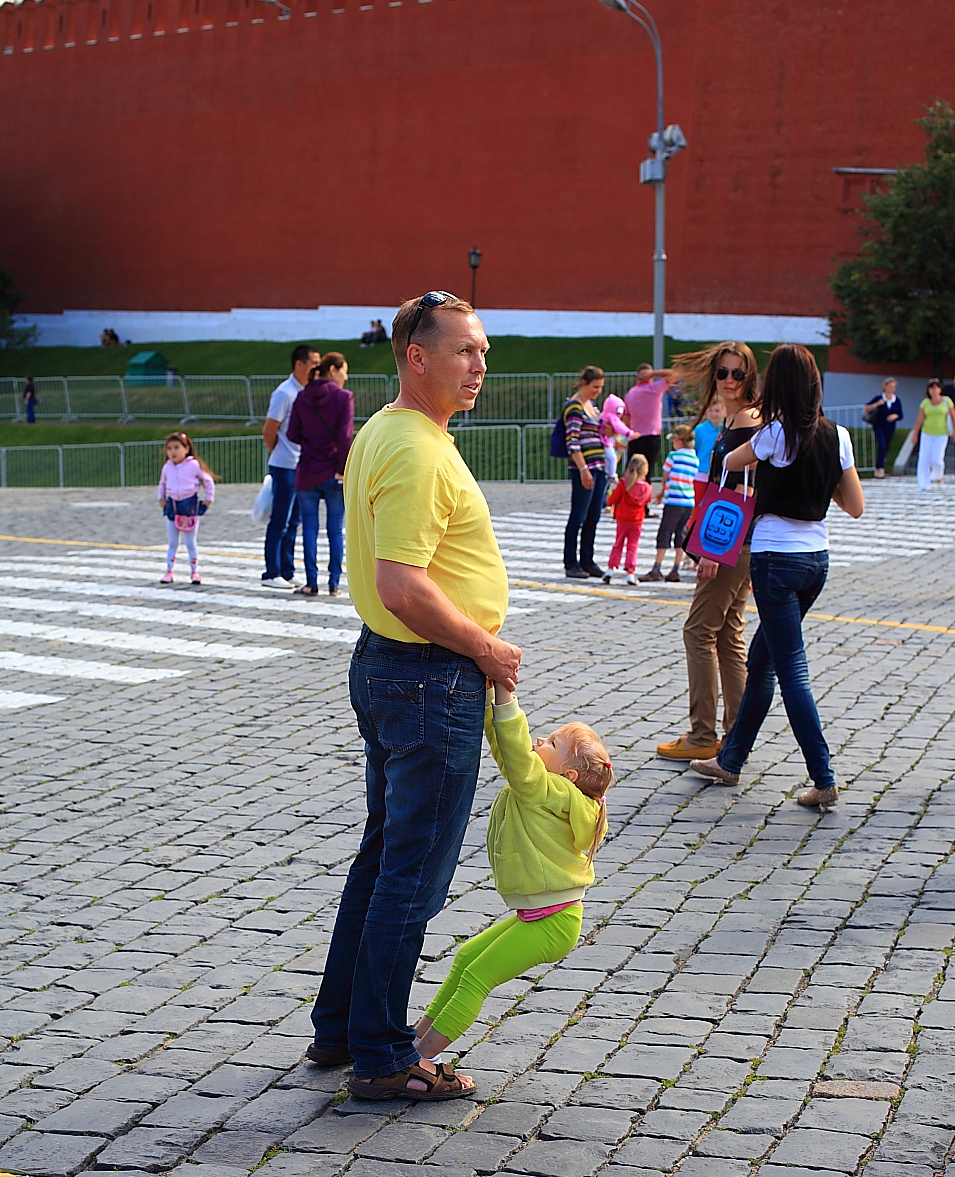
[562,366,608,579]
[690,344,864,811]
[656,342,761,763]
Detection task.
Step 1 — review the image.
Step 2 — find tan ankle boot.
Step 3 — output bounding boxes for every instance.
[797,785,839,812]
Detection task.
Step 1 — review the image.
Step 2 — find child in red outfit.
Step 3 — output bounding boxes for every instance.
[603,454,652,585]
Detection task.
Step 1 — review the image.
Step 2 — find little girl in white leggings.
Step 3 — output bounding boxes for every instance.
[157,432,216,584]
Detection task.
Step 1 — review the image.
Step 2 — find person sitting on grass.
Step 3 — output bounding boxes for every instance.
[405,682,613,1087]
[639,424,699,583]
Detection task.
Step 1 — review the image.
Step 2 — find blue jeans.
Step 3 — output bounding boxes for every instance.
[718,550,835,789]
[263,464,300,581]
[298,479,344,589]
[563,467,607,570]
[310,626,487,1079]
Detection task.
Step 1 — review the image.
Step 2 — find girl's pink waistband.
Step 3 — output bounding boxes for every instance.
[516,900,581,923]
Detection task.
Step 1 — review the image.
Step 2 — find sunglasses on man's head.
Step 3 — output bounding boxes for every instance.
[716,367,747,382]
[407,290,457,342]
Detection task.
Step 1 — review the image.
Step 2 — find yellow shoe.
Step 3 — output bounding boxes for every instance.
[656,736,721,761]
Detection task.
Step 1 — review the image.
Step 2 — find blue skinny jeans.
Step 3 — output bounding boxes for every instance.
[563,466,607,571]
[717,550,835,790]
[298,478,344,589]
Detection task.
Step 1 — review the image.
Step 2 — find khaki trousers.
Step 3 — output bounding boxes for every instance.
[683,547,751,747]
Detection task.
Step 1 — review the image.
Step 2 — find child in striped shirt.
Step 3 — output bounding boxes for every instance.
[638,424,699,583]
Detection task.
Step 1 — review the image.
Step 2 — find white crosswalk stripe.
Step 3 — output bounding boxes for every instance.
[0,478,946,700]
[492,478,955,582]
[0,576,363,621]
[0,688,65,709]
[1,558,270,591]
[0,595,362,645]
[0,618,290,662]
[0,651,184,684]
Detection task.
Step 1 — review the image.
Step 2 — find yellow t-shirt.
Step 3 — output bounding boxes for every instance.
[344,404,509,643]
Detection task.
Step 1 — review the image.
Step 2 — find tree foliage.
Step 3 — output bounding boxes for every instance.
[0,264,38,350]
[829,99,955,376]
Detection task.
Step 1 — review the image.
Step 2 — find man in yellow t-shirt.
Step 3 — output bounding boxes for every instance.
[309,292,521,1103]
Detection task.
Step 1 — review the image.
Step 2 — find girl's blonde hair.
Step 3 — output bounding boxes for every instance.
[164,432,220,480]
[553,721,614,864]
[624,453,648,489]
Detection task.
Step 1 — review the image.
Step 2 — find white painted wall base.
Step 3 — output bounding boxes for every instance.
[15,306,831,348]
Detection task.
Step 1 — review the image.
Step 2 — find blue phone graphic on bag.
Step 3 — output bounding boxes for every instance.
[700,500,745,555]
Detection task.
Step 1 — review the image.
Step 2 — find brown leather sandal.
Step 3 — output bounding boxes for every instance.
[347,1061,474,1102]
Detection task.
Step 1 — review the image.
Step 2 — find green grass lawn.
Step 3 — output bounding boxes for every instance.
[0,336,829,379]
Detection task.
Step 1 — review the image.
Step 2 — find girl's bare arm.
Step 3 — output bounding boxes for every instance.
[723,440,757,471]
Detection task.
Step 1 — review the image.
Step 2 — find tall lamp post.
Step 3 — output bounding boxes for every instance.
[598,0,686,370]
[468,247,482,307]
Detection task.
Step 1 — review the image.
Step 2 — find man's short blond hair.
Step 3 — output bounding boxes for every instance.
[391,294,475,366]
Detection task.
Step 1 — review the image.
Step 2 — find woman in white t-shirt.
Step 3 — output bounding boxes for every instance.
[690,344,864,812]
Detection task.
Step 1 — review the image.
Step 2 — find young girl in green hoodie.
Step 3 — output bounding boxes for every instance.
[412,682,613,1065]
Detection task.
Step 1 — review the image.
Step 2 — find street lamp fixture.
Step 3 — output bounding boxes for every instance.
[468,247,482,307]
[597,0,686,369]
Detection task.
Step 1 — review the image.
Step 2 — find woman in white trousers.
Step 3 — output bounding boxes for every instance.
[909,379,955,490]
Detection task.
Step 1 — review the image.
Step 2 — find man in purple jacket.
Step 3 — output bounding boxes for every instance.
[287,352,354,597]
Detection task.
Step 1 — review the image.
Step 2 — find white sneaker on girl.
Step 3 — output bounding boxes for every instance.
[161,571,174,584]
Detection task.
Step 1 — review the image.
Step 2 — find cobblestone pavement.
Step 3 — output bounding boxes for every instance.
[1,481,955,1177]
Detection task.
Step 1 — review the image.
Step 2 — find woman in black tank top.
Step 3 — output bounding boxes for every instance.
[655,342,761,764]
[690,345,864,812]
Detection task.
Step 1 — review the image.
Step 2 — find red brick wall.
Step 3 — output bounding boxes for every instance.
[0,0,949,315]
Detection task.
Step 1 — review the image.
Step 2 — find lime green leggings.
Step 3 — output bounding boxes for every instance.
[425,904,583,1042]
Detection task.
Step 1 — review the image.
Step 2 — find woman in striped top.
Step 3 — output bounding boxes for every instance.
[563,366,608,579]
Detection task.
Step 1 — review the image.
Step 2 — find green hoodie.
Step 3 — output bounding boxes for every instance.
[485,698,604,910]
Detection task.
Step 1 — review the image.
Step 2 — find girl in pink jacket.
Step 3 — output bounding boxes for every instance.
[600,393,635,482]
[157,432,216,584]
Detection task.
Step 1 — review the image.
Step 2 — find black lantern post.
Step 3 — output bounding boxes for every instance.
[468,247,482,306]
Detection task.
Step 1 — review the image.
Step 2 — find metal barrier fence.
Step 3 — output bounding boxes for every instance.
[450,425,523,481]
[552,371,639,407]
[2,375,135,422]
[249,374,391,423]
[122,375,187,421]
[0,370,680,426]
[0,431,520,487]
[462,373,553,423]
[0,437,270,488]
[5,372,397,425]
[821,404,876,473]
[522,407,879,481]
[0,405,879,484]
[5,371,646,425]
[523,414,682,482]
[182,377,255,423]
[522,423,564,482]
